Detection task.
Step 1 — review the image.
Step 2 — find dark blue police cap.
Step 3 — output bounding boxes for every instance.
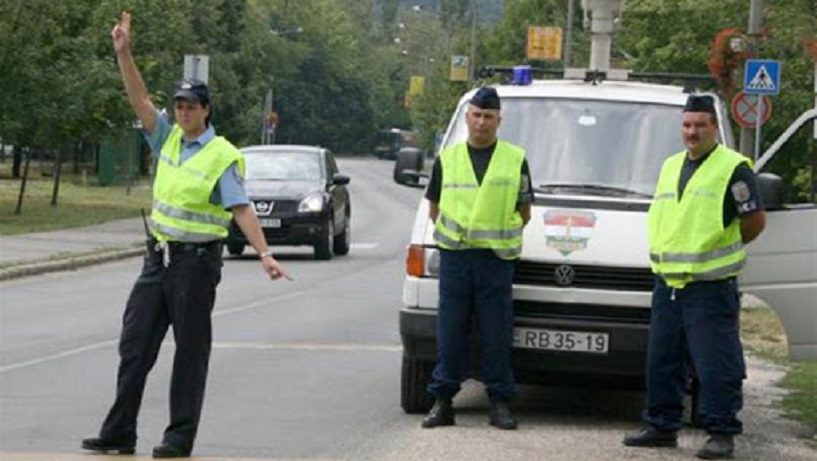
[469,87,501,110]
[683,95,716,114]
[173,79,210,104]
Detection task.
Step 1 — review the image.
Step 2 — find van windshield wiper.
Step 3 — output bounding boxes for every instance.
[535,183,653,198]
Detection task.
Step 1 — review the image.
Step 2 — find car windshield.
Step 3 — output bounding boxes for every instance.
[243,151,323,181]
[444,97,693,197]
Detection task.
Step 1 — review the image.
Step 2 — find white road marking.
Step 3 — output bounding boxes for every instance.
[350,242,378,250]
[1,290,306,374]
[0,340,117,374]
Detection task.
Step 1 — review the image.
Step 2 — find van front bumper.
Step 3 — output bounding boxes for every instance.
[399,303,650,389]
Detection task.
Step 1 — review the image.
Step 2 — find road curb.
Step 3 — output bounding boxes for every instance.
[0,247,144,281]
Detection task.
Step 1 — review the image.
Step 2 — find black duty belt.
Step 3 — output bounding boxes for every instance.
[148,239,222,266]
[164,240,222,254]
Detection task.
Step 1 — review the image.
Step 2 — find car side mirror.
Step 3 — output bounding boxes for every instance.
[756,172,783,210]
[332,174,351,186]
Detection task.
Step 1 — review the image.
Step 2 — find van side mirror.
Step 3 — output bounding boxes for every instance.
[393,147,428,188]
[756,172,783,210]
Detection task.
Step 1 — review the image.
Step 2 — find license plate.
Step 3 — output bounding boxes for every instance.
[513,327,609,354]
[259,218,281,228]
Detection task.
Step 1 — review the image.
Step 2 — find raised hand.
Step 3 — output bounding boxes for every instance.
[111,11,131,53]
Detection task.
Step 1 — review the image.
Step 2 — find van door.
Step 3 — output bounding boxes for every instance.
[739,108,817,361]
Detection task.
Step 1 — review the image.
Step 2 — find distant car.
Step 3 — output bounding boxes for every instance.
[224,144,351,260]
[375,128,418,160]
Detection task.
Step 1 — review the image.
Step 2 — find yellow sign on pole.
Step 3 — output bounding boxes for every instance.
[450,55,469,82]
[527,26,563,61]
[409,75,425,96]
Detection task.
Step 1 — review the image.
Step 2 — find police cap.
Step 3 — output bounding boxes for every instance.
[683,95,716,115]
[173,79,210,104]
[469,87,501,110]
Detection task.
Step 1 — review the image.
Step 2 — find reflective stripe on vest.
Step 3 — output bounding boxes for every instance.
[434,141,525,260]
[647,144,750,288]
[151,125,245,242]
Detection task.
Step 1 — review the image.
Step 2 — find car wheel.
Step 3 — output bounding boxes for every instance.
[227,243,244,256]
[333,212,351,256]
[400,355,434,414]
[314,219,334,260]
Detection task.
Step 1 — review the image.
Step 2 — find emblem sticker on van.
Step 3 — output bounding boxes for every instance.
[543,210,597,256]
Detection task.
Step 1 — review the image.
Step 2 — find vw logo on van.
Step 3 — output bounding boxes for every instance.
[253,200,274,216]
[554,264,576,286]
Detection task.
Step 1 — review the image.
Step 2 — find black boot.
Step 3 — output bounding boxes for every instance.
[622,427,678,447]
[421,398,455,428]
[152,443,192,458]
[696,435,734,459]
[81,436,136,455]
[489,400,518,430]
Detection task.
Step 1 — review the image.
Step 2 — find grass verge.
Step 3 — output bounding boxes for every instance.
[0,175,151,235]
[741,305,817,439]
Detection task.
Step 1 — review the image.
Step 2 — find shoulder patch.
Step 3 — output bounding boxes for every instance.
[731,180,751,202]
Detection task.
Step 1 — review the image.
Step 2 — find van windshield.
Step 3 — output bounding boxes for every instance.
[444,98,689,198]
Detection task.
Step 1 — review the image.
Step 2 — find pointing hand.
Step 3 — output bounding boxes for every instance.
[111,11,131,53]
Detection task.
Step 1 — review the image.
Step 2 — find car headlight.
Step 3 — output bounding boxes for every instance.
[298,193,324,212]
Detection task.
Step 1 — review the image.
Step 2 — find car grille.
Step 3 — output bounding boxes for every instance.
[251,199,298,214]
[514,261,654,292]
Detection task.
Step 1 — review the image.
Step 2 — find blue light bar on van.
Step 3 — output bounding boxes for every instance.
[512,65,532,85]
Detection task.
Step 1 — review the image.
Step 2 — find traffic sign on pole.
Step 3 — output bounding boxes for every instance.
[731,91,772,128]
[744,59,780,95]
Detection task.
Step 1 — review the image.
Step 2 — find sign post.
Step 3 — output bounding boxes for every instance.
[183,54,210,84]
[743,59,781,159]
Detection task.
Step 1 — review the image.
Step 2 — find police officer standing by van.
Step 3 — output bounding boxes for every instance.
[623,95,765,459]
[421,87,533,430]
[82,11,290,458]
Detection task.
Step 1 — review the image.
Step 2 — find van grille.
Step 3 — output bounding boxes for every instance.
[514,261,654,292]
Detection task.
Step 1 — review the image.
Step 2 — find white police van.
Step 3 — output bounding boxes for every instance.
[394,68,817,413]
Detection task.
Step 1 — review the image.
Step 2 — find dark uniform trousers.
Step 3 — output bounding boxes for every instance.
[645,276,745,435]
[100,241,222,450]
[428,249,517,402]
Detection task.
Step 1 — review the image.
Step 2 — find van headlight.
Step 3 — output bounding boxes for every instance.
[406,244,440,277]
[298,193,324,212]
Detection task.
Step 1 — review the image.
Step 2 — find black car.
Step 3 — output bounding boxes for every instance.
[225,145,351,260]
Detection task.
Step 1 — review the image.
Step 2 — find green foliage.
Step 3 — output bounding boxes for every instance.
[0,0,413,161]
[484,0,586,67]
[0,0,812,181]
[617,0,816,201]
[781,361,817,436]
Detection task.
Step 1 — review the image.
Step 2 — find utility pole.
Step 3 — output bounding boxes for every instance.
[469,0,478,84]
[739,0,764,156]
[565,0,575,68]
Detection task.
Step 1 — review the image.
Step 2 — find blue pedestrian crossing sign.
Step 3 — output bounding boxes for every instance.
[744,59,781,95]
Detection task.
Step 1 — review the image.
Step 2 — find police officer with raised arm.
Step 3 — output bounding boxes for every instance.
[82,11,290,458]
[422,87,533,430]
[623,95,766,459]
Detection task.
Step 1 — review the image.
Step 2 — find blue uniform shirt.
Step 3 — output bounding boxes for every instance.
[144,110,249,209]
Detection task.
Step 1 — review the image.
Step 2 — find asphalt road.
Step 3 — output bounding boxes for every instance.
[0,158,813,461]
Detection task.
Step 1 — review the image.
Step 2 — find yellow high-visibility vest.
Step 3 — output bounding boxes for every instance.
[151,125,245,242]
[434,140,525,260]
[647,144,750,288]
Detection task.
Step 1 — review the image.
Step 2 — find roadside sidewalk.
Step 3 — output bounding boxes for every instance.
[0,218,146,281]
